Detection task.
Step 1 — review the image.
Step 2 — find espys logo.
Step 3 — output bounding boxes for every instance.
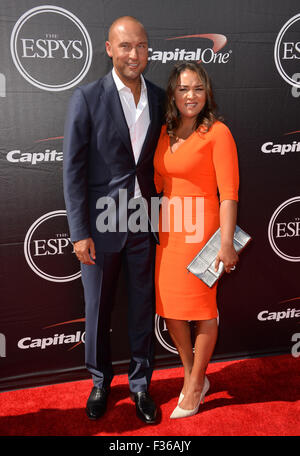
[268,197,300,262]
[148,33,231,64]
[10,5,92,91]
[274,13,300,88]
[24,210,81,282]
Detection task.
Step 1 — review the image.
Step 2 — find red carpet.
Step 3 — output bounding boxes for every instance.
[0,354,299,436]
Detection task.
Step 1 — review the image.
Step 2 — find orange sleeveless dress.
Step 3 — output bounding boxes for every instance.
[154,121,239,320]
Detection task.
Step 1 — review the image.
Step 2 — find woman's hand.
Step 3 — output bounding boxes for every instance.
[215,243,238,273]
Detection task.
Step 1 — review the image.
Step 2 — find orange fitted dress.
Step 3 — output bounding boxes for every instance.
[154,121,239,320]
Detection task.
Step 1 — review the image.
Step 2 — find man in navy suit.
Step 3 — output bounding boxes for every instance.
[63,16,164,423]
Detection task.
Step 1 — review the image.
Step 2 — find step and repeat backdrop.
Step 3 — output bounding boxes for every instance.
[0,0,299,391]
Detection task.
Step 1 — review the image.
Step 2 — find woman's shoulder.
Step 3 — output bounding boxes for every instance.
[158,124,169,140]
[155,124,169,151]
[208,120,232,136]
[160,124,168,134]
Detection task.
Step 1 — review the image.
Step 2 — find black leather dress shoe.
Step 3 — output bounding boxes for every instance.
[130,391,157,424]
[86,386,110,420]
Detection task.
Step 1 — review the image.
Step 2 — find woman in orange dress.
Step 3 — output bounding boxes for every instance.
[154,62,239,419]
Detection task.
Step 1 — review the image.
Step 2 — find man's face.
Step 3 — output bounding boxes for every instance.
[106,20,148,85]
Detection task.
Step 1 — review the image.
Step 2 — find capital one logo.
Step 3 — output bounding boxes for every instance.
[24,210,81,282]
[274,13,300,88]
[148,33,231,64]
[268,197,300,262]
[261,130,300,156]
[10,5,92,91]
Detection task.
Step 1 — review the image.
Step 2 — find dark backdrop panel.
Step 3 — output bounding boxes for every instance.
[1,0,299,391]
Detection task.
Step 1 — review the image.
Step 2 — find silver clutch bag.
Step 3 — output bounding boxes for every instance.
[186,225,252,288]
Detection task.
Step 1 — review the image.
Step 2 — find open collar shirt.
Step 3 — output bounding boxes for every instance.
[112,68,150,199]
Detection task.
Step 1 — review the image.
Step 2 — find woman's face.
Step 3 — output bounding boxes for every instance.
[173,69,206,122]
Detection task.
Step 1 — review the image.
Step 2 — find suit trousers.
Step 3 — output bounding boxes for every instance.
[80,229,156,393]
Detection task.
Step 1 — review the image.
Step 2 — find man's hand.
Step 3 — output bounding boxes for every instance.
[73,237,96,265]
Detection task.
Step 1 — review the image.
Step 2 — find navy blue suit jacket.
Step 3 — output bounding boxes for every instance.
[63,71,165,252]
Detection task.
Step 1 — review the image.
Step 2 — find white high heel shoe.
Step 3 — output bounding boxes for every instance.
[177,375,208,404]
[178,391,184,404]
[171,376,210,419]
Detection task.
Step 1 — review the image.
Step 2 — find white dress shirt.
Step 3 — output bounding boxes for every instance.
[112,68,150,198]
